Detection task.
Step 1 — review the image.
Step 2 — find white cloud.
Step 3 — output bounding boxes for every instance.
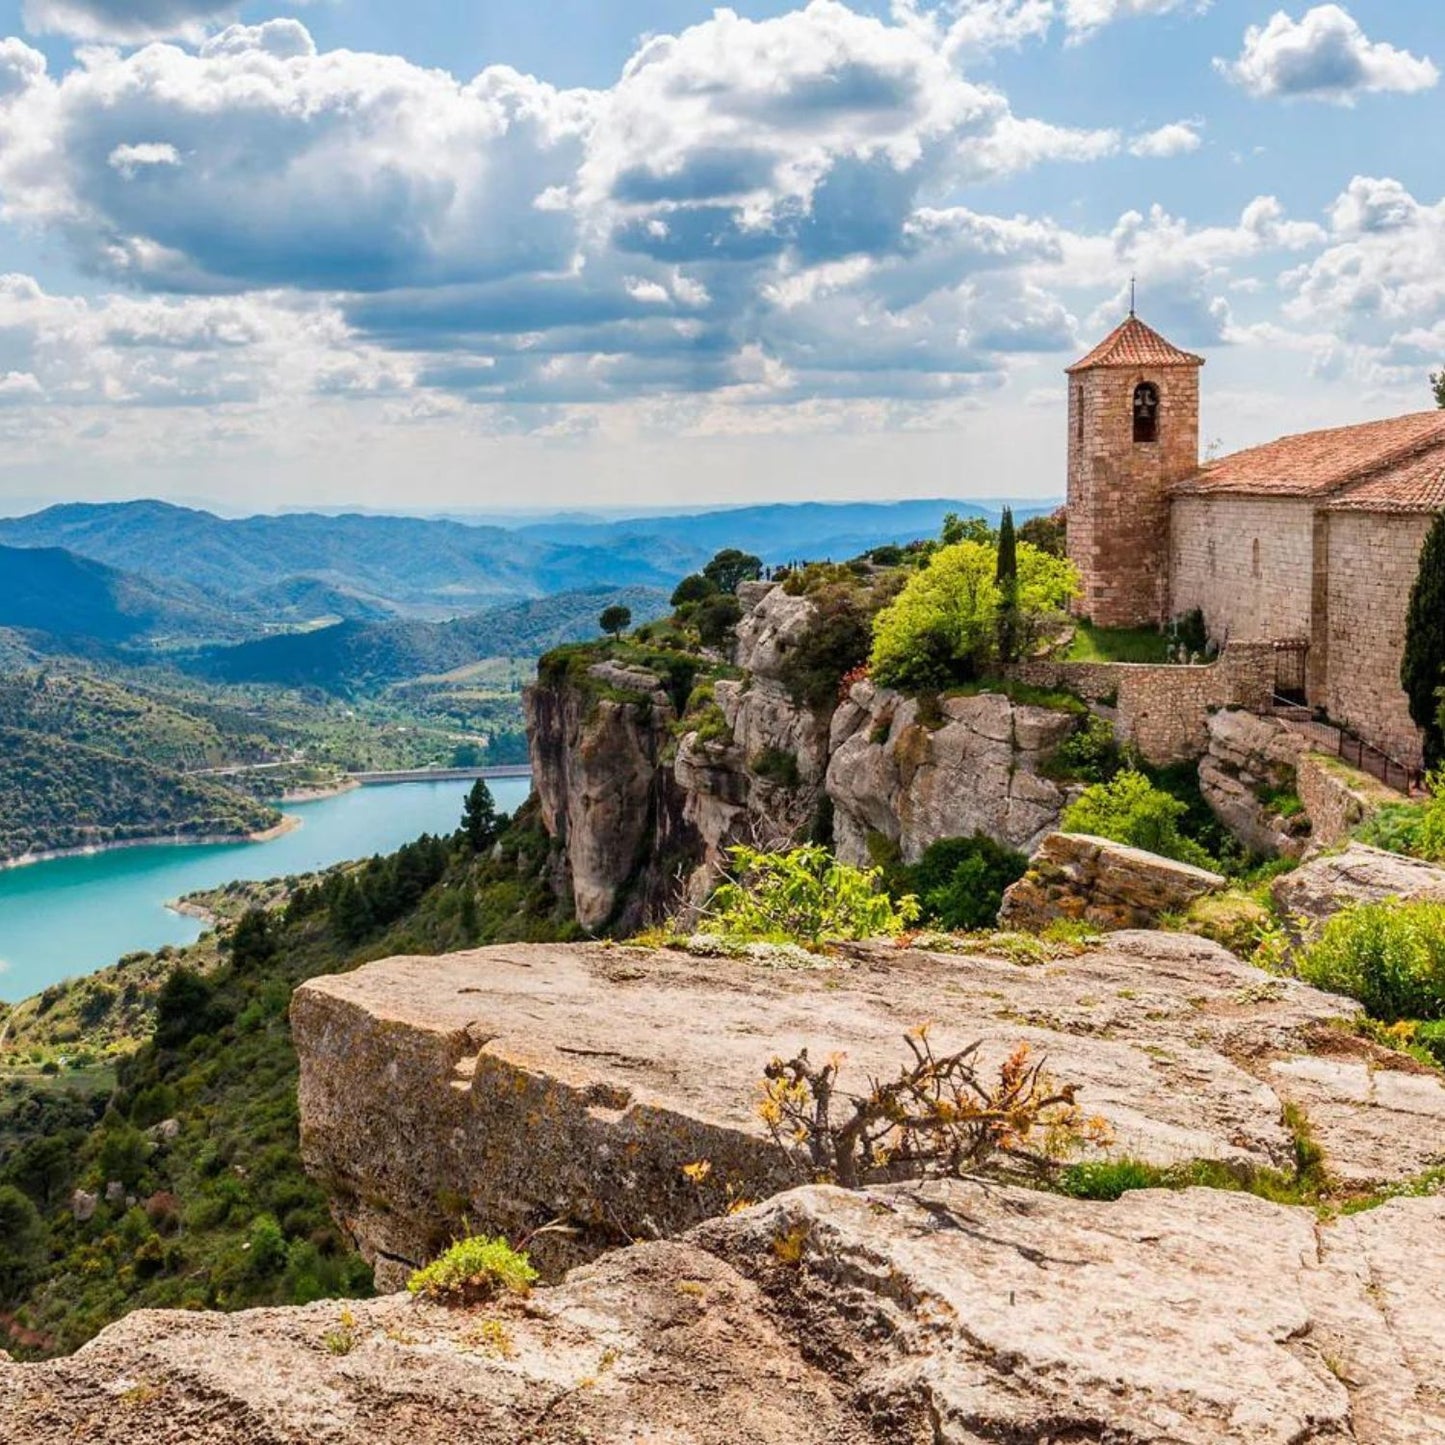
[107,141,182,178]
[1128,120,1202,158]
[21,0,239,43]
[1217,6,1438,105]
[1062,0,1205,43]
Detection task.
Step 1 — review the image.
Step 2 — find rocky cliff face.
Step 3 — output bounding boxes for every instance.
[827,680,1075,865]
[524,660,697,932]
[527,584,1080,929]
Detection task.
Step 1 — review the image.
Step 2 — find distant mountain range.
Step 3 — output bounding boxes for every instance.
[0,543,246,647]
[195,586,672,693]
[0,498,1046,631]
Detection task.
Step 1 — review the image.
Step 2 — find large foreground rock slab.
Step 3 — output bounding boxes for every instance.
[290,936,1433,1286]
[5,1183,1442,1443]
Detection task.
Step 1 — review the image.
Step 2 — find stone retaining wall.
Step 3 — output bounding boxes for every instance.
[1296,752,1397,848]
[1006,641,1275,764]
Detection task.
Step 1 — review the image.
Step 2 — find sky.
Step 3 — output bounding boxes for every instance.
[0,1,1441,515]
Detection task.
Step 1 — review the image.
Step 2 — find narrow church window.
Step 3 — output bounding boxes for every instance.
[1132,382,1159,444]
[1251,539,1261,578]
[1076,387,1084,445]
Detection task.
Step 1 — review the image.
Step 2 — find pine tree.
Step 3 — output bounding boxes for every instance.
[461,779,498,852]
[1402,510,1445,767]
[995,507,1019,664]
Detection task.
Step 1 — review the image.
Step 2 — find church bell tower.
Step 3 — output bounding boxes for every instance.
[1065,313,1203,628]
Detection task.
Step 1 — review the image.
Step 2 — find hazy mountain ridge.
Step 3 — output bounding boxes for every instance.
[196,585,672,692]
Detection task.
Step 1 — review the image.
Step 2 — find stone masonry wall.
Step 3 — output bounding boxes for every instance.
[1169,495,1316,647]
[1069,365,1199,629]
[1296,752,1396,849]
[1008,641,1275,765]
[1323,511,1431,770]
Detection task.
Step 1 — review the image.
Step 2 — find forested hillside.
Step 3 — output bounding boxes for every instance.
[195,586,670,692]
[0,728,279,861]
[0,794,572,1354]
[0,544,245,647]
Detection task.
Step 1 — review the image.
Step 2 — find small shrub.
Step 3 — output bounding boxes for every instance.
[1045,713,1121,783]
[758,1031,1110,1189]
[702,844,919,946]
[1298,900,1445,1022]
[1055,1158,1162,1201]
[750,747,801,788]
[406,1235,539,1304]
[1062,770,1217,871]
[901,834,1028,932]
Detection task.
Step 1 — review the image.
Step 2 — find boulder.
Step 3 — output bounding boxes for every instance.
[6,1183,1442,1443]
[104,1181,125,1205]
[70,1189,97,1223]
[1272,843,1445,932]
[290,935,1434,1287]
[999,831,1227,932]
[1198,709,1310,858]
[827,681,1077,864]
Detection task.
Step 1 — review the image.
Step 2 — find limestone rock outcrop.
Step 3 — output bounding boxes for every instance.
[524,662,695,931]
[291,935,1441,1290]
[6,1182,1443,1443]
[1271,842,1445,932]
[528,583,1091,928]
[826,680,1076,865]
[999,831,1227,932]
[1198,709,1311,858]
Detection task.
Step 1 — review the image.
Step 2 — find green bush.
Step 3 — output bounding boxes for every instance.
[869,539,1079,692]
[901,834,1028,932]
[751,747,801,788]
[702,845,919,945]
[1355,772,1445,861]
[1061,769,1217,871]
[1045,714,1121,784]
[776,584,872,710]
[1298,900,1445,1022]
[407,1235,538,1303]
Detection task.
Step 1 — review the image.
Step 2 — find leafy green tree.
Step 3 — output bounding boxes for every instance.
[995,507,1019,664]
[670,573,717,607]
[1061,769,1216,870]
[0,1185,44,1295]
[695,592,743,648]
[702,548,762,595]
[4,1134,76,1208]
[98,1122,150,1189]
[598,604,632,640]
[941,512,994,546]
[1018,507,1067,558]
[230,908,277,972]
[154,967,219,1049]
[328,875,375,945]
[461,779,499,852]
[869,540,1079,691]
[777,584,872,710]
[1402,511,1445,767]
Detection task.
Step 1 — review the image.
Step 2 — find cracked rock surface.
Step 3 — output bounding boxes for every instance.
[289,936,1442,1285]
[4,1182,1441,1443]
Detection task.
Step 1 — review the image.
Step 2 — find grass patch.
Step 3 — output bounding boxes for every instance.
[944,679,1088,715]
[407,1235,539,1304]
[1064,624,1174,665]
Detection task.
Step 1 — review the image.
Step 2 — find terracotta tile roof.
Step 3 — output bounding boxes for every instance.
[1173,411,1445,500]
[1066,315,1205,374]
[1327,436,1445,514]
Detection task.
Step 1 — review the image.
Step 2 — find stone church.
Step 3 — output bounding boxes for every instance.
[1066,313,1445,769]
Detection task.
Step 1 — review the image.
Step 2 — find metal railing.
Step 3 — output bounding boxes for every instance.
[1264,699,1424,796]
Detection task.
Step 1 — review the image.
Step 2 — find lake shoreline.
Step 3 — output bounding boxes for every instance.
[0,813,302,873]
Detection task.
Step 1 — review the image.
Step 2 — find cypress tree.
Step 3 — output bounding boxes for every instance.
[995,507,1019,664]
[1401,510,1445,768]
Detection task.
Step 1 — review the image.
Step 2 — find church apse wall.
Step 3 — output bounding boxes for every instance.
[1169,495,1316,646]
[1324,511,1433,770]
